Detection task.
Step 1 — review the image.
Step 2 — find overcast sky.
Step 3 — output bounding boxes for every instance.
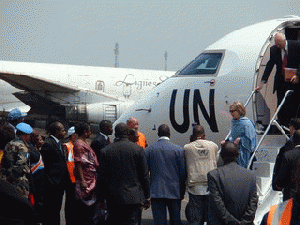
[1,0,299,71]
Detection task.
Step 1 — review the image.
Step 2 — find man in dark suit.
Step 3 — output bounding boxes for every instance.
[256,33,300,127]
[0,178,36,225]
[91,120,112,162]
[273,130,300,200]
[207,141,258,225]
[145,124,187,225]
[40,121,71,225]
[272,118,300,184]
[97,123,150,225]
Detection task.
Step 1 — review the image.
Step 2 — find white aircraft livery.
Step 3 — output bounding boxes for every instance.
[114,16,300,224]
[0,61,174,123]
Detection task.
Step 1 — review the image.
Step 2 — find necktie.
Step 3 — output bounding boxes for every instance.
[107,137,111,144]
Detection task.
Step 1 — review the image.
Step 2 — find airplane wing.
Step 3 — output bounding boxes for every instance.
[0,71,123,122]
[0,73,80,93]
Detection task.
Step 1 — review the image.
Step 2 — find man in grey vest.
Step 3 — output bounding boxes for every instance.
[184,125,218,225]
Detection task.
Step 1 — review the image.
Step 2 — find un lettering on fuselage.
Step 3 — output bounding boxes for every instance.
[169,89,218,133]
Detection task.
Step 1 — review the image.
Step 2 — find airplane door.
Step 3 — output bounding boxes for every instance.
[255,40,277,128]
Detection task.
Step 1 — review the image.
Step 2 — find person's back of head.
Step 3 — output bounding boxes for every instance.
[190,125,205,142]
[128,128,139,143]
[158,124,170,138]
[75,122,90,137]
[290,118,300,135]
[220,141,239,165]
[293,130,300,146]
[115,123,128,139]
[99,120,113,135]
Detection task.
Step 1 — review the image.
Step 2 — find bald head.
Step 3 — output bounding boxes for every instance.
[274,33,286,50]
[127,117,139,131]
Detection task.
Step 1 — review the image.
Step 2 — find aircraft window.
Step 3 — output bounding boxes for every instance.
[178,53,223,75]
[95,80,105,91]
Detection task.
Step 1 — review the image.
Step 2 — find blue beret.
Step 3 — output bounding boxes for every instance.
[8,108,27,121]
[16,123,33,134]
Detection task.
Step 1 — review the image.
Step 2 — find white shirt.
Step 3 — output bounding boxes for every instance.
[99,132,109,140]
[158,136,170,141]
[50,135,60,144]
[281,40,288,61]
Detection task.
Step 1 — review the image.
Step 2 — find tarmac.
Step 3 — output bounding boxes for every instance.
[60,192,189,224]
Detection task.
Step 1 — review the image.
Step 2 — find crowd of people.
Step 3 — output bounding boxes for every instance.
[0,83,300,225]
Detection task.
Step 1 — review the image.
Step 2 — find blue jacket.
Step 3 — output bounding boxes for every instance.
[145,137,187,199]
[229,117,257,168]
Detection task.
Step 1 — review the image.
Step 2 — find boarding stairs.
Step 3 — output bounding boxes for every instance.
[225,90,294,225]
[252,135,284,224]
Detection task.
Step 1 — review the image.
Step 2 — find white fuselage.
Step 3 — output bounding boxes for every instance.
[0,61,175,102]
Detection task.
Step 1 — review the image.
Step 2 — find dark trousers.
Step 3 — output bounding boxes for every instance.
[65,183,77,225]
[42,183,65,225]
[277,83,300,127]
[106,203,142,225]
[151,198,182,225]
[185,193,208,225]
[74,199,96,225]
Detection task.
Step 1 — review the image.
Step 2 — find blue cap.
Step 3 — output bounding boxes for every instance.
[67,126,75,136]
[8,108,27,121]
[16,123,33,134]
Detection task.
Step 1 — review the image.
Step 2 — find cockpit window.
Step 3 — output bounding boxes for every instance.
[178,52,223,75]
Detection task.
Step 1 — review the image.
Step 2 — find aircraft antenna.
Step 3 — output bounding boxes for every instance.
[114,42,119,68]
[164,50,168,71]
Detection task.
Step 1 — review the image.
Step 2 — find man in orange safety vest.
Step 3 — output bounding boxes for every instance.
[63,126,78,225]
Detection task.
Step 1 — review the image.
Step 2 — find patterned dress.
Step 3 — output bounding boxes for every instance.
[74,139,99,206]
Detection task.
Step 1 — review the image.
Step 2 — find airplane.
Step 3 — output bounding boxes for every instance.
[0,61,174,126]
[114,15,300,224]
[0,79,30,113]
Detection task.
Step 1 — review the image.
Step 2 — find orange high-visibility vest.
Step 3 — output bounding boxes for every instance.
[64,142,75,183]
[137,131,147,149]
[267,198,293,225]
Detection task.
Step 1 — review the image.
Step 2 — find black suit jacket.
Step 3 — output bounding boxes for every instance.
[272,138,294,187]
[91,133,110,162]
[262,40,300,93]
[98,137,150,206]
[40,136,69,186]
[272,146,300,200]
[0,179,36,224]
[207,162,258,225]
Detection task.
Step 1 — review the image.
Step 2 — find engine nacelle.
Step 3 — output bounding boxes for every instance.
[65,101,135,124]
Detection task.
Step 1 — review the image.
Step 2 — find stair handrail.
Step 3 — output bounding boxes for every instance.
[246,90,293,169]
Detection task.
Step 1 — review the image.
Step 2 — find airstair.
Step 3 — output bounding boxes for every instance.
[224,90,294,224]
[252,135,284,224]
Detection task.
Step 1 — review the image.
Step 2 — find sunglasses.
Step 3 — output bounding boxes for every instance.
[229,109,237,113]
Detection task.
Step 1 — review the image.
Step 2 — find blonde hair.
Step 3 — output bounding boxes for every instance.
[230,101,246,117]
